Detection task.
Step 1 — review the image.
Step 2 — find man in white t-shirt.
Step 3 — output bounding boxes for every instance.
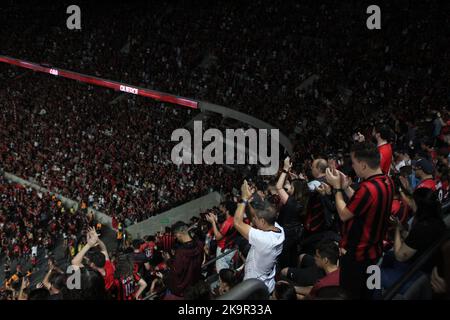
[234,180,285,294]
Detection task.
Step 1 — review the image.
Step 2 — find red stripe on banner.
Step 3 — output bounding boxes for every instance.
[0,55,199,109]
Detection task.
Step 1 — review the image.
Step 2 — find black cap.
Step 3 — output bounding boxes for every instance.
[412,158,434,174]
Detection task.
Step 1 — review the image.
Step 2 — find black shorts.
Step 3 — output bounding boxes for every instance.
[340,253,378,300]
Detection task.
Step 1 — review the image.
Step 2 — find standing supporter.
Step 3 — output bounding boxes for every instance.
[205,201,237,272]
[234,180,285,294]
[305,158,335,235]
[157,227,176,253]
[373,125,393,175]
[164,221,204,299]
[326,142,394,299]
[275,157,308,269]
[113,254,147,300]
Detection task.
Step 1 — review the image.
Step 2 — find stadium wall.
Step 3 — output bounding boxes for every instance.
[2,171,113,227]
[3,170,222,236]
[126,191,223,239]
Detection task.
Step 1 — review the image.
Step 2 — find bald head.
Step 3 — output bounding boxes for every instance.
[312,159,328,178]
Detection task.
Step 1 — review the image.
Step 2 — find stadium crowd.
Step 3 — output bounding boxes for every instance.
[0,72,243,223]
[0,0,449,300]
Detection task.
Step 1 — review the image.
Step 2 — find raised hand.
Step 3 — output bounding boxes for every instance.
[283,157,292,172]
[317,183,332,196]
[431,267,447,294]
[205,212,217,224]
[241,180,254,200]
[339,171,351,190]
[87,227,99,246]
[325,168,342,189]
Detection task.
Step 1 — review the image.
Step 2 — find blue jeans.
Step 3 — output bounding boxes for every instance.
[216,247,234,272]
[380,251,423,294]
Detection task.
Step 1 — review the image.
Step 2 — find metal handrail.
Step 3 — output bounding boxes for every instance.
[201,247,238,270]
[382,229,450,300]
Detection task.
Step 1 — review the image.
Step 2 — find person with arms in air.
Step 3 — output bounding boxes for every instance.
[234,180,285,294]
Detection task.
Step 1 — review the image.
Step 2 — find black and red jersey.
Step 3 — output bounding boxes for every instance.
[140,241,156,259]
[343,174,394,262]
[305,192,326,234]
[132,252,150,275]
[383,198,412,250]
[114,273,141,300]
[390,199,411,225]
[415,178,437,192]
[157,233,176,252]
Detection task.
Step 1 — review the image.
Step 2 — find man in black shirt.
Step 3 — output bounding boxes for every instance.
[395,189,446,265]
[276,157,307,269]
[165,221,204,298]
[380,188,446,292]
[131,239,151,277]
[298,159,340,256]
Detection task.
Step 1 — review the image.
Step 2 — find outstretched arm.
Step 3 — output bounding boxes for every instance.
[206,213,224,241]
[276,157,292,205]
[234,180,253,240]
[97,239,110,261]
[71,227,98,266]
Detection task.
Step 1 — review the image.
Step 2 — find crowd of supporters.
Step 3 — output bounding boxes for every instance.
[0,0,449,300]
[0,71,243,223]
[1,149,449,300]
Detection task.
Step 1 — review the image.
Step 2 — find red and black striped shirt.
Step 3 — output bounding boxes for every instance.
[114,273,142,300]
[305,192,326,234]
[342,174,394,262]
[157,233,176,252]
[383,199,412,250]
[391,199,411,225]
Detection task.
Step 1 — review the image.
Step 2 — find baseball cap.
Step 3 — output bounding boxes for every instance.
[411,158,434,174]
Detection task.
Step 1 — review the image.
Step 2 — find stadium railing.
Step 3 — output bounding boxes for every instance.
[201,247,238,270]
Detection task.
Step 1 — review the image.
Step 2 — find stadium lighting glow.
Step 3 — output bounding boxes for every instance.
[0,55,198,109]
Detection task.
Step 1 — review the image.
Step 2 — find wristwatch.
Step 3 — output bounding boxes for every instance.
[333,188,344,195]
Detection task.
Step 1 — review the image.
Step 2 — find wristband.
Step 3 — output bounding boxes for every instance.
[282,169,289,174]
[241,199,249,205]
[334,188,344,194]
